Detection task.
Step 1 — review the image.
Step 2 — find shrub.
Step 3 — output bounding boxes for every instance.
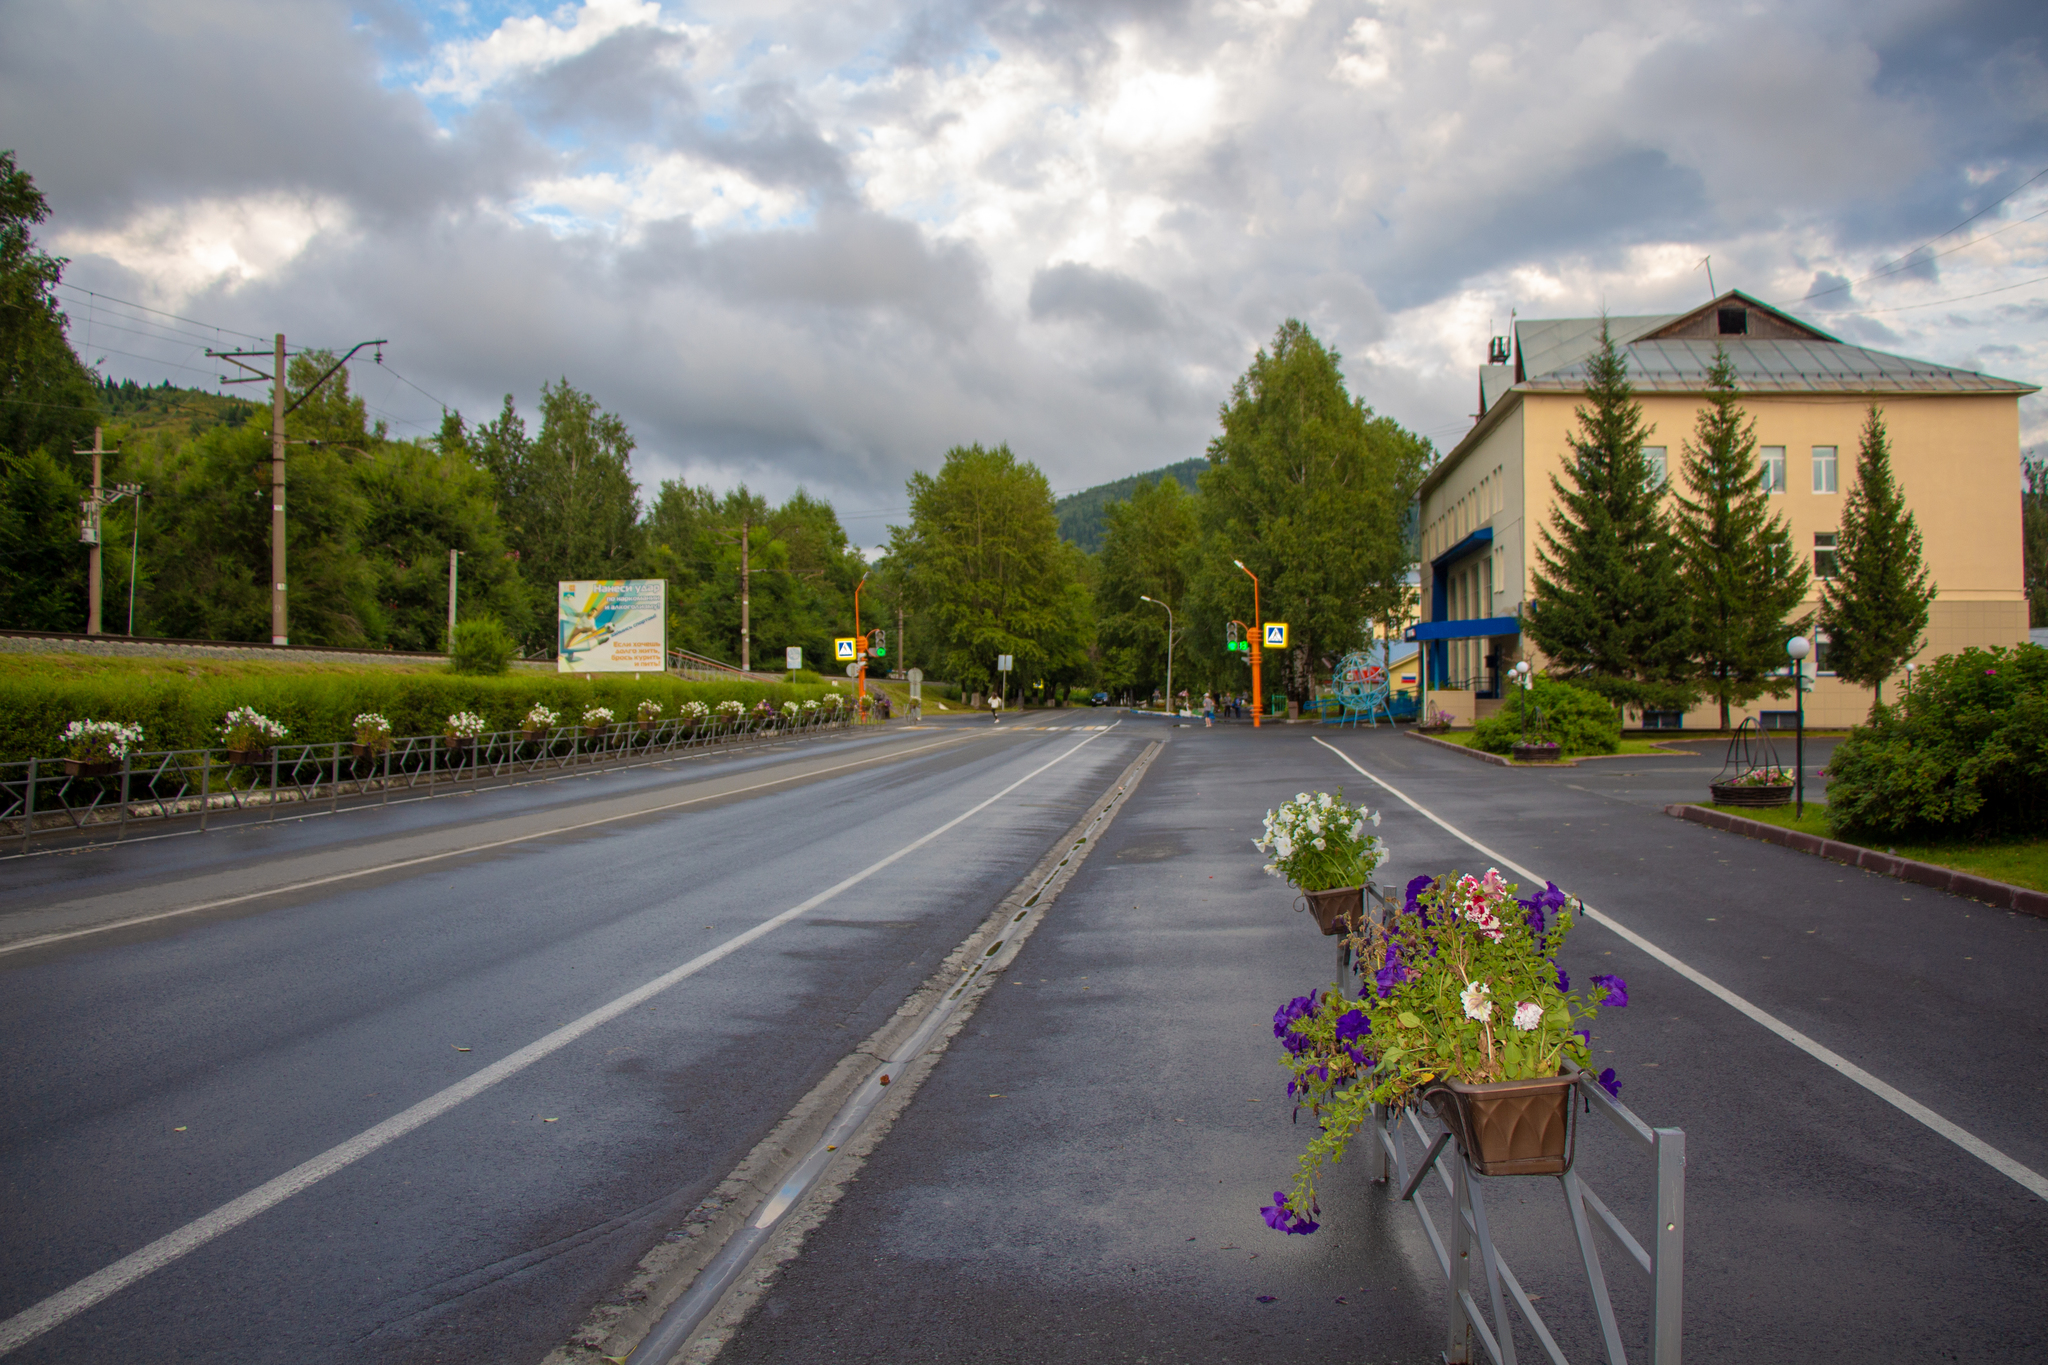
[1824,644,2048,841]
[449,619,516,675]
[1473,677,1620,756]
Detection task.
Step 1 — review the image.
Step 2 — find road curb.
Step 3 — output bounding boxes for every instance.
[1665,803,2048,918]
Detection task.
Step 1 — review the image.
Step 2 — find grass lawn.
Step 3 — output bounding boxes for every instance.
[1702,801,2048,895]
[0,652,448,683]
[1426,731,1681,759]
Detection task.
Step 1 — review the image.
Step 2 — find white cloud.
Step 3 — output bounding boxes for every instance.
[53,192,355,303]
[419,0,690,101]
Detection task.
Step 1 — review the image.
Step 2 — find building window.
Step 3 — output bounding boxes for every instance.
[1641,710,1684,730]
[1759,711,1799,730]
[1814,531,1838,579]
[1814,632,1836,676]
[1760,446,1786,492]
[1812,445,1838,493]
[1718,306,1748,335]
[1643,446,1667,490]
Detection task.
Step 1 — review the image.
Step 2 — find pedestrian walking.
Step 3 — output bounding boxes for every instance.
[1202,692,1215,727]
[990,691,1003,724]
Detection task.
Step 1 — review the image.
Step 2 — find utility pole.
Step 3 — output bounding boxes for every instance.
[740,518,751,673]
[447,549,461,649]
[207,334,385,646]
[77,427,109,633]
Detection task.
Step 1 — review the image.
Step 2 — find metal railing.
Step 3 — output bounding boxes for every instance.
[3,712,860,856]
[1368,1070,1684,1365]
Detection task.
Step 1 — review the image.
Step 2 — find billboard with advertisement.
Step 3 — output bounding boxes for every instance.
[557,580,667,672]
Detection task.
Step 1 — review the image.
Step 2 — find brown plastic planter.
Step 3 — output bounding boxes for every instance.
[63,758,120,778]
[1512,743,1563,763]
[1710,781,1792,807]
[1424,1075,1576,1176]
[225,748,272,768]
[1301,885,1364,936]
[350,742,388,760]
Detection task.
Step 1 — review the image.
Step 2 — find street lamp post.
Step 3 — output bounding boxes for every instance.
[1234,559,1262,729]
[854,572,869,714]
[1787,635,1811,818]
[1904,661,1917,716]
[1513,660,1531,742]
[1138,595,1176,718]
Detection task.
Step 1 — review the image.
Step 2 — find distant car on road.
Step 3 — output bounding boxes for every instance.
[1090,692,1109,707]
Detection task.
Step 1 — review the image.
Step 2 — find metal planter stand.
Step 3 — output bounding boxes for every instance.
[1369,1068,1684,1365]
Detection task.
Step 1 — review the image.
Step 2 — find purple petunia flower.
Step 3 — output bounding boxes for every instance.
[1518,881,1567,935]
[1261,1192,1320,1235]
[1555,964,1570,992]
[1335,1009,1371,1043]
[1375,944,1408,998]
[1273,990,1319,1039]
[1572,1028,1590,1048]
[1597,1068,1622,1098]
[1591,974,1629,1007]
[1345,1045,1372,1067]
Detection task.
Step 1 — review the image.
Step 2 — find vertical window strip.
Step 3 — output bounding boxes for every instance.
[1813,445,1838,494]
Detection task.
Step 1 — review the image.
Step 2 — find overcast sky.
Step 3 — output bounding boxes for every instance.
[8,0,2045,547]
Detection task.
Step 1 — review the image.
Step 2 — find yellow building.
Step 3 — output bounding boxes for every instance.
[1413,291,2037,729]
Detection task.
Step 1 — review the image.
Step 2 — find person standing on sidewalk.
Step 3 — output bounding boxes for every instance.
[1202,692,1215,727]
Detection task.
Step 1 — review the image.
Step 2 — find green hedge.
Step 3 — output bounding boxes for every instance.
[1825,644,2048,841]
[0,662,840,762]
[1472,677,1621,756]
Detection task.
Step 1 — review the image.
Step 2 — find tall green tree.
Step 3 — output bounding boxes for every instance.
[889,443,1089,695]
[1096,472,1199,699]
[1522,324,1694,712]
[1820,405,1936,704]
[2023,453,2047,628]
[1670,348,1810,728]
[1194,320,1430,705]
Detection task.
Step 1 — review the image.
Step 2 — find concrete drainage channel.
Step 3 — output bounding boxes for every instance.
[545,737,1165,1365]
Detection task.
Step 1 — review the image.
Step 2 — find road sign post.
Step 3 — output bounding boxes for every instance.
[996,654,1013,713]
[786,646,803,671]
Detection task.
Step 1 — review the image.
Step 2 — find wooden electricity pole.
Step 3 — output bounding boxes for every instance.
[78,427,109,633]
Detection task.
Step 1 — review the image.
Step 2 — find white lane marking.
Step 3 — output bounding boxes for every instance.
[0,734,980,959]
[1314,735,2048,1204]
[0,727,1117,1355]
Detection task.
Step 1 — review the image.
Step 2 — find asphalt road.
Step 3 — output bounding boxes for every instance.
[0,714,1145,1363]
[713,722,2047,1365]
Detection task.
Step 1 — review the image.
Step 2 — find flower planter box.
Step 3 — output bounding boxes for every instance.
[1301,884,1363,937]
[520,729,545,744]
[225,749,273,768]
[585,726,610,742]
[1512,743,1563,763]
[445,736,476,753]
[1424,1075,1576,1176]
[63,758,121,778]
[1710,780,1792,807]
[1416,723,1452,735]
[350,743,388,761]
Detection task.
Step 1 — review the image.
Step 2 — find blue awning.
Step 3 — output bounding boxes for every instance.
[1405,616,1521,642]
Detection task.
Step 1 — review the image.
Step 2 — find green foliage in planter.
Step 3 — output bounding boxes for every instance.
[1472,677,1620,756]
[449,618,516,675]
[0,656,834,763]
[1824,644,2048,841]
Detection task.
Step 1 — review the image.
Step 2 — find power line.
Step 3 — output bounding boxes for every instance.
[1782,165,2048,305]
[1832,271,2048,317]
[53,284,267,342]
[374,355,453,414]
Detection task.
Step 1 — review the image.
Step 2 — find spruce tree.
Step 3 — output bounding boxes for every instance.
[1671,348,1811,728]
[1820,405,1936,705]
[1523,324,1694,712]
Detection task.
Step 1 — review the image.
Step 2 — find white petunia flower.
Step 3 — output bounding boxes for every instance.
[1460,981,1493,1022]
[1313,838,1325,850]
[1513,1002,1543,1031]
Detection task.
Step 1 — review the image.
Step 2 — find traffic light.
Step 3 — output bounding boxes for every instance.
[1225,622,1248,653]
[870,628,887,659]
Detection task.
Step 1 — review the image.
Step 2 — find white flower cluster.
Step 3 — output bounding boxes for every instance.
[781,701,800,717]
[582,706,615,726]
[62,719,145,760]
[1252,790,1383,880]
[820,693,843,710]
[445,711,487,738]
[524,704,559,729]
[636,699,663,721]
[220,707,287,743]
[352,713,391,737]
[715,700,746,717]
[802,698,820,711]
[679,701,710,721]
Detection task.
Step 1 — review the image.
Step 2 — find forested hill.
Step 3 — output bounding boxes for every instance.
[1054,457,1207,553]
[95,378,259,442]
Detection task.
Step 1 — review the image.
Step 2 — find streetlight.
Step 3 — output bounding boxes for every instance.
[1512,660,1532,742]
[854,572,869,714]
[1904,661,1917,715]
[1138,595,1176,718]
[1787,635,1810,818]
[1234,559,1263,729]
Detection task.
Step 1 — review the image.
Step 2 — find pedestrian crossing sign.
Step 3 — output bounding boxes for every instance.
[835,637,858,661]
[1263,623,1288,648]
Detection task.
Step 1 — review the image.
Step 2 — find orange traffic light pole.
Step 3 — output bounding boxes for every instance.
[853,572,868,713]
[1234,559,1261,728]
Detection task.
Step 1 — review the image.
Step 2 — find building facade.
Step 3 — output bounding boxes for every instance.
[1413,291,2037,729]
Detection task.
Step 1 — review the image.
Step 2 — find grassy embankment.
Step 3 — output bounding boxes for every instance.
[0,653,844,763]
[1702,800,2048,895]
[1425,731,1683,759]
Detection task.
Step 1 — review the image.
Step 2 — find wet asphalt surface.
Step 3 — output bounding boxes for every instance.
[0,716,1141,1363]
[716,721,2047,1365]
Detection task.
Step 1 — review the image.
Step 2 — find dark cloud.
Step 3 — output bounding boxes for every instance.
[1029,262,1168,331]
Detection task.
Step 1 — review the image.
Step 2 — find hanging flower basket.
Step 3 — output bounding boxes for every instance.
[63,758,121,778]
[1301,885,1364,936]
[1512,741,1563,763]
[226,749,273,768]
[350,743,383,760]
[1423,1075,1577,1177]
[446,736,476,754]
[1710,779,1791,806]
